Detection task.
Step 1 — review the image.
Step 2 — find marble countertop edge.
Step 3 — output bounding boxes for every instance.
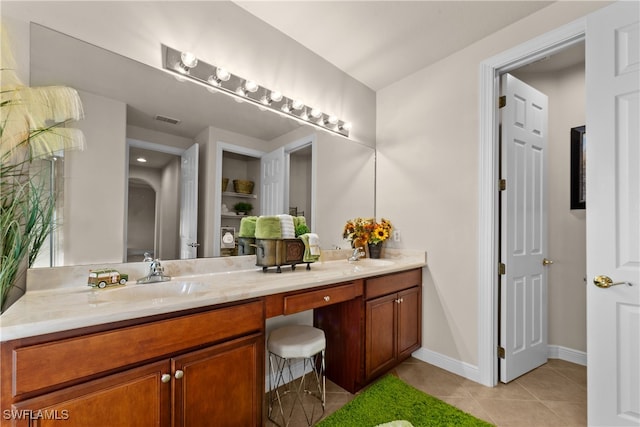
[1,250,426,341]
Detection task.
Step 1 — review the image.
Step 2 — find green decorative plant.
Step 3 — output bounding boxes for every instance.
[295,223,310,237]
[233,202,253,215]
[1,28,85,312]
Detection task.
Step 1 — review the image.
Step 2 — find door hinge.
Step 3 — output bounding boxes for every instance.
[499,179,506,191]
[498,346,505,359]
[499,96,506,109]
[499,263,506,275]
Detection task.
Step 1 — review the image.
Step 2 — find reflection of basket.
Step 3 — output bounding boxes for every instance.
[222,178,229,192]
[233,180,254,194]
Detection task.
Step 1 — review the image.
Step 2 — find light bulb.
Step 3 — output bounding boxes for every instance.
[244,80,259,93]
[340,122,352,131]
[180,52,198,68]
[270,91,283,102]
[292,99,304,110]
[310,108,323,119]
[216,67,231,82]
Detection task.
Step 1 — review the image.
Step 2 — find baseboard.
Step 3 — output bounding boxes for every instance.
[412,345,586,386]
[548,345,587,366]
[411,348,482,384]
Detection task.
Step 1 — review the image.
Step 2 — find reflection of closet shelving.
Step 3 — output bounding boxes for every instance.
[221,192,257,218]
[222,192,257,199]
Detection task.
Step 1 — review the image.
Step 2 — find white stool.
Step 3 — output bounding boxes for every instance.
[267,325,326,427]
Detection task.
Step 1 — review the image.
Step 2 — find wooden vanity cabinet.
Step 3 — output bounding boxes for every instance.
[1,300,264,427]
[363,268,421,383]
[314,268,422,393]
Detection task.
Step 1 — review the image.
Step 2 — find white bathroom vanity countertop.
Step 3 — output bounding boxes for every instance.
[0,250,425,341]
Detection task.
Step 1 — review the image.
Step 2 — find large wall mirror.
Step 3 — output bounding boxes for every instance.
[29,24,376,267]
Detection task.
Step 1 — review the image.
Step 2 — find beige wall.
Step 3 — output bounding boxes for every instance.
[513,63,587,353]
[63,90,127,265]
[2,1,375,146]
[376,2,607,366]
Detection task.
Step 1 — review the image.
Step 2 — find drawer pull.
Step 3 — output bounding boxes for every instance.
[175,370,184,379]
[324,296,330,302]
[161,374,171,383]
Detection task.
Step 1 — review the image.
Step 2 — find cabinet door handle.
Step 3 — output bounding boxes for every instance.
[161,374,171,383]
[323,296,330,302]
[174,370,184,379]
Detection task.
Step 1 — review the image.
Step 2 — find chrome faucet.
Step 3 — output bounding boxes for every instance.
[137,256,172,284]
[348,247,366,262]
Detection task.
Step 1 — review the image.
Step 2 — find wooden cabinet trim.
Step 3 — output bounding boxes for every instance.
[11,300,263,397]
[365,268,422,300]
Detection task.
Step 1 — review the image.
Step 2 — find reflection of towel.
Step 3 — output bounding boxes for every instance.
[292,216,306,229]
[277,214,295,239]
[255,216,282,239]
[238,216,257,237]
[300,233,320,262]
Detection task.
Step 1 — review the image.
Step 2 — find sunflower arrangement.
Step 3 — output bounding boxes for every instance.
[343,217,392,247]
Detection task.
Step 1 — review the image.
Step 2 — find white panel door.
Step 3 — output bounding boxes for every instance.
[586,2,640,425]
[500,73,549,383]
[261,147,285,215]
[179,142,198,259]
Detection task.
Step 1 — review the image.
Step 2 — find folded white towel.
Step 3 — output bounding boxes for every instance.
[307,233,320,255]
[277,214,295,239]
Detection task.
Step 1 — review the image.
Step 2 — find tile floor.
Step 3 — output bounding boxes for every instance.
[265,357,587,427]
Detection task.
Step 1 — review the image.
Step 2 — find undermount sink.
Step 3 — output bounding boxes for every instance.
[349,258,394,267]
[90,281,211,302]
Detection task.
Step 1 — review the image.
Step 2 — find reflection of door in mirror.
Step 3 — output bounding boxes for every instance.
[127,179,156,262]
[288,145,313,228]
[126,142,183,262]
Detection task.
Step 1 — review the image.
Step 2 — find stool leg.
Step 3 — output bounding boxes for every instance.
[268,353,288,426]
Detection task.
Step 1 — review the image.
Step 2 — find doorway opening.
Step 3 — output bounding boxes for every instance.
[509,44,587,367]
[477,19,587,387]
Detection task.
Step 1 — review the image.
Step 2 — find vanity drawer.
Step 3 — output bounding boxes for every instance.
[11,300,263,397]
[365,268,422,299]
[284,282,358,315]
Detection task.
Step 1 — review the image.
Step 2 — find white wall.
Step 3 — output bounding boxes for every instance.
[513,63,587,353]
[376,1,607,367]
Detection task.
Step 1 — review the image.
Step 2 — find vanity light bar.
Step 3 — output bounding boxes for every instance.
[161,45,351,138]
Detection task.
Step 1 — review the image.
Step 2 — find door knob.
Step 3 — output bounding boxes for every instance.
[542,258,554,266]
[593,275,632,288]
[161,374,171,383]
[174,370,184,379]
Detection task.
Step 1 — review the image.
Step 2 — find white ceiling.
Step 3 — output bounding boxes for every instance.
[234,1,554,91]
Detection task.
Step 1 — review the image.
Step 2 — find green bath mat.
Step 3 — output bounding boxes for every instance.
[317,375,494,427]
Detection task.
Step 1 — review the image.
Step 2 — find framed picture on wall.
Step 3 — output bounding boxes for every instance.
[570,125,586,209]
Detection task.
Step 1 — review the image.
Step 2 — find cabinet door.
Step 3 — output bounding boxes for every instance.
[172,333,263,427]
[12,361,170,427]
[397,286,421,360]
[365,293,398,380]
